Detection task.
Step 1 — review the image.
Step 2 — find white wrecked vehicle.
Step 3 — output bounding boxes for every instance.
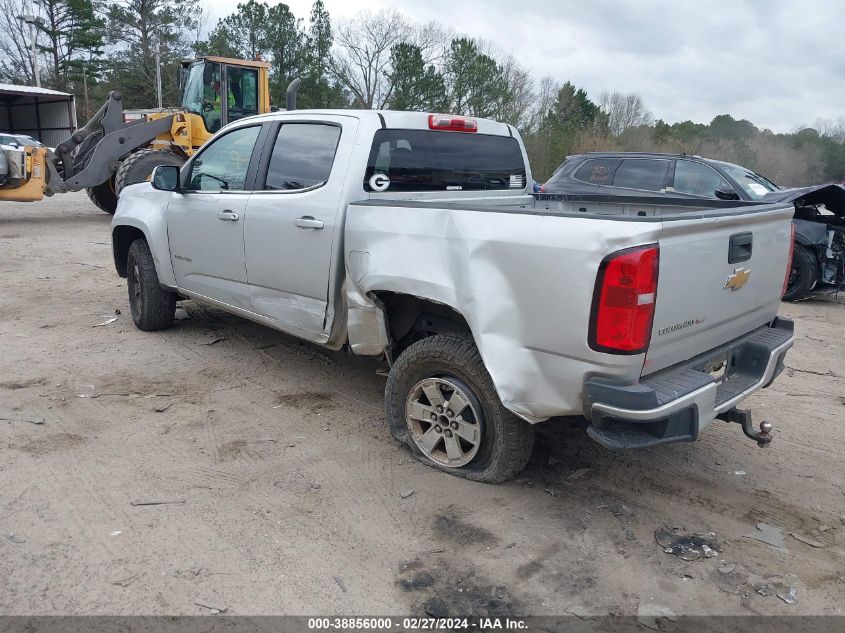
[110,108,795,483]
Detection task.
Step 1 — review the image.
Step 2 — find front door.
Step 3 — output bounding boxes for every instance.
[244,118,355,334]
[167,124,263,310]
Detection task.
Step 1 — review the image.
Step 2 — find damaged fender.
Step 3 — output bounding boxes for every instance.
[344,201,659,423]
[344,276,390,356]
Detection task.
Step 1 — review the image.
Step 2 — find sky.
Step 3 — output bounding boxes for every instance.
[206,0,843,133]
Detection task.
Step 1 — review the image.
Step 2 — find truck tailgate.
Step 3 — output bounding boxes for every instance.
[643,205,794,375]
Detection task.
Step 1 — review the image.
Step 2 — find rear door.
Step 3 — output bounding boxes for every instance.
[166,123,265,309]
[568,157,621,193]
[608,158,671,194]
[643,205,794,375]
[243,116,355,334]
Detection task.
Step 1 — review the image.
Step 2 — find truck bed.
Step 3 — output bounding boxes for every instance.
[345,195,794,421]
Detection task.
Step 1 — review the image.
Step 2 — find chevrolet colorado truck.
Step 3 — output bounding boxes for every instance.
[110,109,796,483]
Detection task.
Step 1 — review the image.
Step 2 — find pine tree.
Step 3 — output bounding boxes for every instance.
[34,0,105,92]
[386,42,446,112]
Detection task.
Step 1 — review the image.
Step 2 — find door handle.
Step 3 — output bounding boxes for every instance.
[294,216,324,229]
[217,210,239,222]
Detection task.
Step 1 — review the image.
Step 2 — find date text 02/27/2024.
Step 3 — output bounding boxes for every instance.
[306,617,529,630]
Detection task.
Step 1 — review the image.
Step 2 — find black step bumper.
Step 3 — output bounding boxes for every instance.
[583,318,794,449]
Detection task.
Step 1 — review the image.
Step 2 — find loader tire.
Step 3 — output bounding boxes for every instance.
[126,239,176,331]
[86,176,118,214]
[783,244,818,301]
[385,333,535,484]
[115,149,184,197]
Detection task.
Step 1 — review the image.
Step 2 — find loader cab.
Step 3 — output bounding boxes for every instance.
[179,56,271,136]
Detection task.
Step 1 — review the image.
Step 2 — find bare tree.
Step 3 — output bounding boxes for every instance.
[529,75,558,128]
[413,19,452,65]
[491,52,534,128]
[330,10,451,109]
[469,40,533,127]
[0,0,38,84]
[330,9,411,109]
[814,117,845,143]
[599,91,653,137]
[521,75,559,179]
[190,4,210,54]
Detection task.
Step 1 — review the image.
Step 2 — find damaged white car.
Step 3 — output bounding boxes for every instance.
[110,108,796,483]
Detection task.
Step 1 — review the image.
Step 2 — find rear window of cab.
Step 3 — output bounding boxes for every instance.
[363,129,526,193]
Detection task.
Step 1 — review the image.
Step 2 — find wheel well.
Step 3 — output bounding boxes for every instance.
[374,292,471,354]
[112,226,146,277]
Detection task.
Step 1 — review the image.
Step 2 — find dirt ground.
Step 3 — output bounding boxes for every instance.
[1,192,843,617]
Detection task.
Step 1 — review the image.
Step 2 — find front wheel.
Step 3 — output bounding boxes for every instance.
[385,333,535,483]
[126,239,176,331]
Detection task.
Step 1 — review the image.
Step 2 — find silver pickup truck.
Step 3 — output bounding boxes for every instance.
[111,109,795,483]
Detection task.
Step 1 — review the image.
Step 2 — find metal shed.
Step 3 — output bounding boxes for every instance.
[0,84,77,148]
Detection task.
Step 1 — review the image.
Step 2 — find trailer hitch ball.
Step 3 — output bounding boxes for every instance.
[718,408,773,447]
[755,421,773,447]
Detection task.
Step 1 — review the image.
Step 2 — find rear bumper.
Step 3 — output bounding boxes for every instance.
[584,318,794,449]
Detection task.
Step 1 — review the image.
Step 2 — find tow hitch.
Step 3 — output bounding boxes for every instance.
[718,407,773,447]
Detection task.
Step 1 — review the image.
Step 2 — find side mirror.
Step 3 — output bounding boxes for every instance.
[715,185,740,200]
[151,165,180,192]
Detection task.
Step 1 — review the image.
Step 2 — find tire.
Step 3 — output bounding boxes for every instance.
[385,333,535,484]
[126,239,176,331]
[115,149,184,197]
[783,244,818,301]
[86,176,118,214]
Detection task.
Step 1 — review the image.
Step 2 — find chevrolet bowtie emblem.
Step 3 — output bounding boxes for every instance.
[725,267,751,291]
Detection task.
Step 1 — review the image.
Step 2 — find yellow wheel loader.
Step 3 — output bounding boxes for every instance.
[0,56,275,213]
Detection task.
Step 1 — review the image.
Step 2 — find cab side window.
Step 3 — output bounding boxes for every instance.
[263,124,340,191]
[187,125,261,191]
[673,160,730,198]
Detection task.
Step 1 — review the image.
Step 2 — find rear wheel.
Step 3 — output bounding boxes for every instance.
[126,239,176,331]
[115,149,185,197]
[783,244,818,301]
[385,333,535,483]
[86,176,118,214]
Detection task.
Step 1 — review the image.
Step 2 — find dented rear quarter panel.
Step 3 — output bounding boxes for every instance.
[344,202,663,422]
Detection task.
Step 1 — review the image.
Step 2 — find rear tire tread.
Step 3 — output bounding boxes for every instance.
[385,332,534,484]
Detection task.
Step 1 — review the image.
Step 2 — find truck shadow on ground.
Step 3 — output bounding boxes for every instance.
[174,301,833,537]
[176,302,762,485]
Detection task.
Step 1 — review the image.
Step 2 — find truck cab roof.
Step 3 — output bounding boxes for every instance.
[227,109,516,138]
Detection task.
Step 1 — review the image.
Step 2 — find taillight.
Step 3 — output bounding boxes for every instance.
[782,223,796,298]
[428,114,478,133]
[589,245,659,354]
